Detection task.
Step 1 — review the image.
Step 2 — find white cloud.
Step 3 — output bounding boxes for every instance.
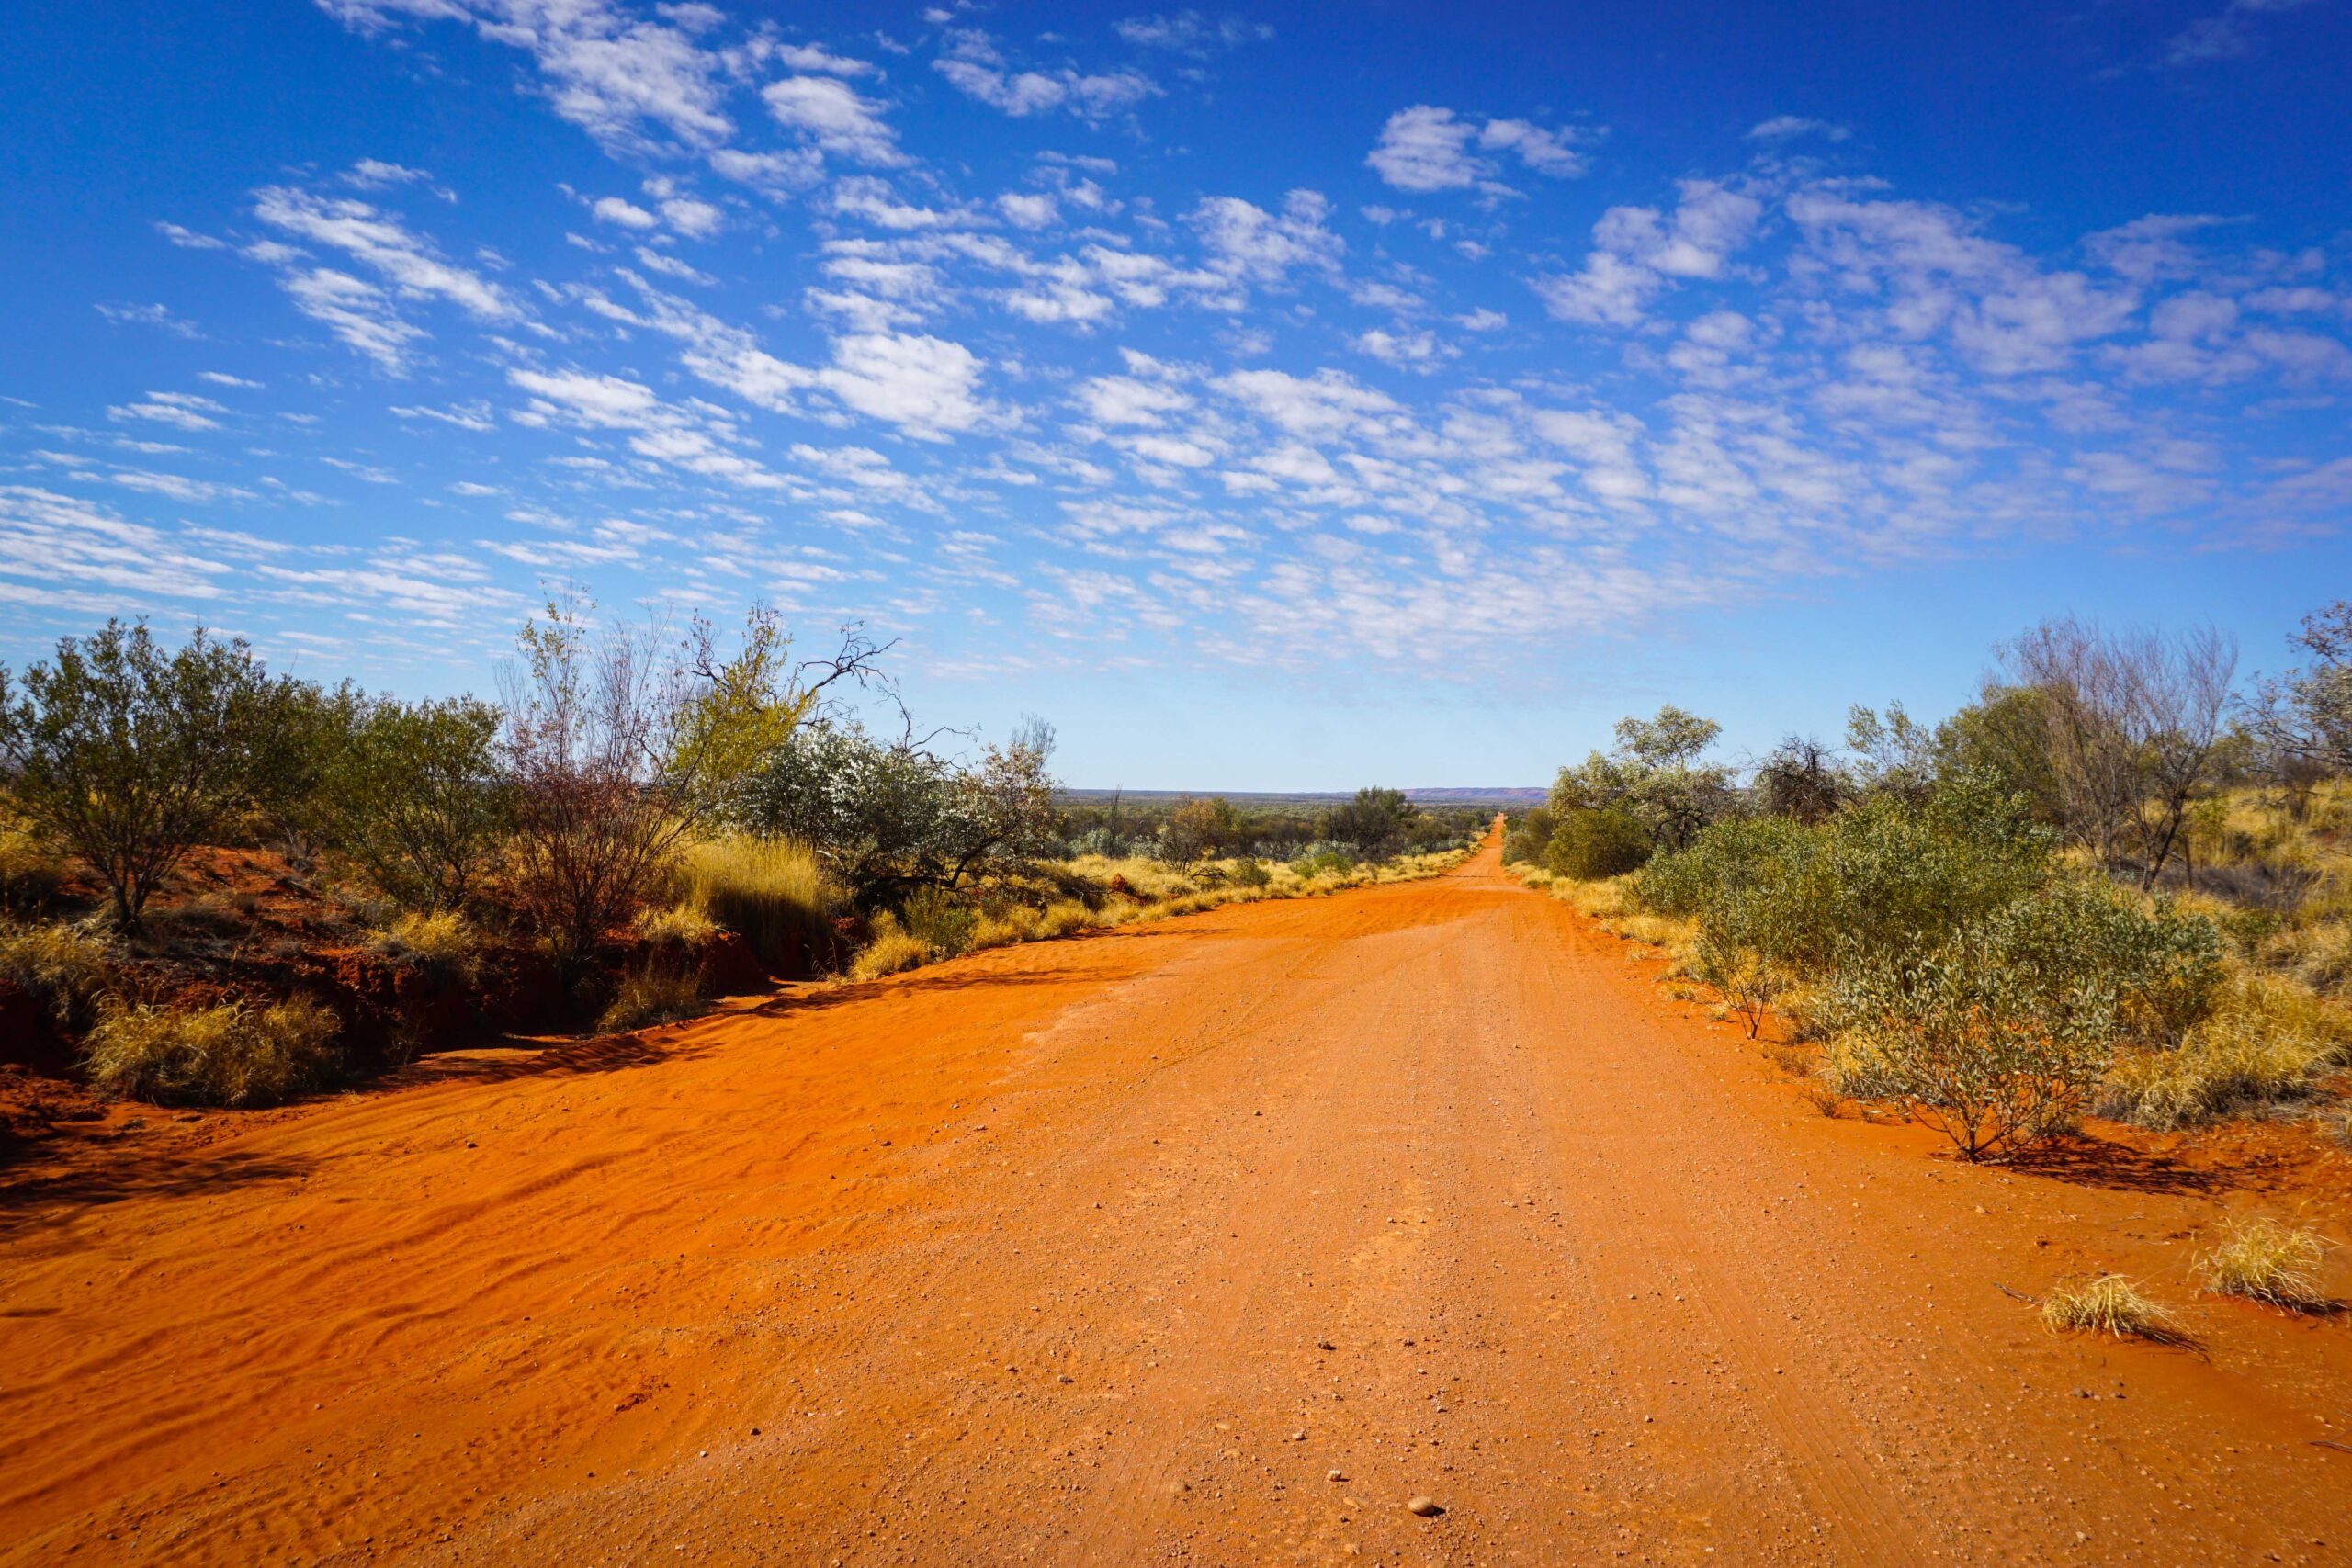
[1366,105,1594,195]
[318,0,736,149]
[1191,190,1342,288]
[254,186,526,324]
[95,302,201,337]
[1533,179,1763,327]
[818,333,991,438]
[933,30,1157,120]
[1747,116,1849,142]
[108,391,230,431]
[0,486,235,604]
[594,196,661,229]
[762,74,905,164]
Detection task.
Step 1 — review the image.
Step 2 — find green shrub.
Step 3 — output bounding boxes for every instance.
[1827,923,2115,1160]
[0,621,280,931]
[1290,848,1354,879]
[1500,807,1557,866]
[634,902,719,949]
[900,886,975,958]
[597,963,705,1033]
[83,994,342,1107]
[0,918,119,1030]
[1230,857,1272,888]
[320,695,509,912]
[1544,808,1651,880]
[1996,879,2220,1047]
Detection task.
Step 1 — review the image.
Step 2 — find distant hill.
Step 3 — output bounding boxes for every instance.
[1057,786,1545,808]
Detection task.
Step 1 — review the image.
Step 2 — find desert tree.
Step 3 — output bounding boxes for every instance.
[1161,794,1239,866]
[2247,600,2352,790]
[2005,616,2237,889]
[0,621,277,931]
[736,713,1058,906]
[1328,786,1416,860]
[321,694,511,912]
[1754,735,1847,824]
[500,595,878,974]
[1553,705,1732,855]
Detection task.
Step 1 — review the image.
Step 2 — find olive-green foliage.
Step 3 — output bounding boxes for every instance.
[596,962,705,1033]
[1544,808,1651,880]
[0,622,280,931]
[1328,787,1416,859]
[681,835,839,973]
[321,695,509,912]
[1553,705,1733,855]
[1828,908,2119,1160]
[1635,773,2052,975]
[1499,806,1556,866]
[900,884,976,959]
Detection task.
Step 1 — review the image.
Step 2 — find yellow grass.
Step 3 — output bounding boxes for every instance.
[2039,1275,2183,1340]
[681,834,838,970]
[2196,1217,2332,1311]
[83,994,342,1108]
[366,909,479,971]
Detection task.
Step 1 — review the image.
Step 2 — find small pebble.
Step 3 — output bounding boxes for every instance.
[1407,1495,1443,1517]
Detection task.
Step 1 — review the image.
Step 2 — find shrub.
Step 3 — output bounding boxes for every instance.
[1829,930,2114,1160]
[1544,808,1651,880]
[0,621,279,931]
[900,885,975,958]
[365,909,480,977]
[681,834,838,972]
[83,994,342,1107]
[1499,807,1556,866]
[736,716,1057,908]
[1230,857,1272,889]
[504,598,847,976]
[321,695,509,912]
[1997,878,2220,1047]
[0,918,119,1029]
[1691,922,1787,1039]
[597,963,704,1033]
[1291,847,1354,879]
[849,911,931,980]
[2040,1275,2183,1340]
[1328,787,1415,860]
[2196,1218,2331,1311]
[0,816,63,913]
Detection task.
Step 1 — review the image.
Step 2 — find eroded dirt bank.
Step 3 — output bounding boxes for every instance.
[2,837,2347,1565]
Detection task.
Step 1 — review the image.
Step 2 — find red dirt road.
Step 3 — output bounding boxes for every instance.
[3,835,2349,1565]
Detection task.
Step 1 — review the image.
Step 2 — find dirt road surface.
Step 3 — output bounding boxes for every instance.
[4,832,2349,1565]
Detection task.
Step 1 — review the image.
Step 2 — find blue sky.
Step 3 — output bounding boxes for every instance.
[2,0,2346,788]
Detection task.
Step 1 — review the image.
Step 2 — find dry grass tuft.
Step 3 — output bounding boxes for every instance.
[682,834,838,971]
[2196,1217,2333,1312]
[0,917,119,1028]
[597,964,705,1033]
[2098,967,2342,1130]
[2039,1275,2186,1341]
[849,912,933,981]
[635,901,719,949]
[83,994,342,1107]
[367,909,479,973]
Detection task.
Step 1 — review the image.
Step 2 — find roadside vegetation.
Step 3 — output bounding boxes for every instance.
[0,610,1477,1130]
[1507,604,2352,1166]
